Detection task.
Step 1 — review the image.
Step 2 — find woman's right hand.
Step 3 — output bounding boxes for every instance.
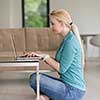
[23,51,50,61]
[23,52,41,57]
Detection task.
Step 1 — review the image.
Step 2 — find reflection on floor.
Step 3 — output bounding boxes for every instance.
[0,59,100,100]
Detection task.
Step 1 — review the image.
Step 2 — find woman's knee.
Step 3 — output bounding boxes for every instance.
[29,73,36,87]
[29,73,44,85]
[29,73,46,92]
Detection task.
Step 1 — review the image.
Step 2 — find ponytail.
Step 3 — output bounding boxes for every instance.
[71,24,85,67]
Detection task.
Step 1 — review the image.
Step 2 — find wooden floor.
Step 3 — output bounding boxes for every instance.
[0,59,100,100]
[0,72,35,100]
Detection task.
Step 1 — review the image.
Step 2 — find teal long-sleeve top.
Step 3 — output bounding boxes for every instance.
[55,31,86,91]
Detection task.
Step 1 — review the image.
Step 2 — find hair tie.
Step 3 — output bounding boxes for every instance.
[69,22,73,25]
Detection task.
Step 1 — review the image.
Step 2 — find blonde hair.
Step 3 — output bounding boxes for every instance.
[50,9,85,67]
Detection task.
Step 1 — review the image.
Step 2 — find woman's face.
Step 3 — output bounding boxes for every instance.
[50,17,63,34]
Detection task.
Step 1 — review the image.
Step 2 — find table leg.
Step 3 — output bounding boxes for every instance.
[83,37,88,62]
[36,63,40,100]
[81,36,88,62]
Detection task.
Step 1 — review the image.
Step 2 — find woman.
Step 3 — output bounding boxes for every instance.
[28,9,86,100]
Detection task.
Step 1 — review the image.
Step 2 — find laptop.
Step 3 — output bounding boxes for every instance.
[10,34,42,62]
[16,55,42,61]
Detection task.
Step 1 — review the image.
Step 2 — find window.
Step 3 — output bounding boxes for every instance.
[22,0,49,27]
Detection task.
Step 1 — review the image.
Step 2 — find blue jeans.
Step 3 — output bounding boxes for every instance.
[29,73,85,100]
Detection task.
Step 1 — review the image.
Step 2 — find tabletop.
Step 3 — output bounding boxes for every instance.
[0,56,39,71]
[80,33,100,37]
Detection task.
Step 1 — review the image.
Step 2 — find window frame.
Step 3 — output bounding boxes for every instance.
[21,0,50,27]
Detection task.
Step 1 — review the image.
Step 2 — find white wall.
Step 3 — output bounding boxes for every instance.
[1,0,100,32]
[50,0,100,58]
[50,0,100,34]
[0,0,22,28]
[0,0,10,28]
[9,0,22,28]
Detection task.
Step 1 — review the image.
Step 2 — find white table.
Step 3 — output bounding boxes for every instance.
[80,33,100,62]
[0,60,40,100]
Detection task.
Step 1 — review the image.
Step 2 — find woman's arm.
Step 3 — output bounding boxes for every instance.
[24,51,60,72]
[44,57,60,72]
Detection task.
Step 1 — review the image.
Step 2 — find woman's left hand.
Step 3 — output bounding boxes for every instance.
[23,51,50,61]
